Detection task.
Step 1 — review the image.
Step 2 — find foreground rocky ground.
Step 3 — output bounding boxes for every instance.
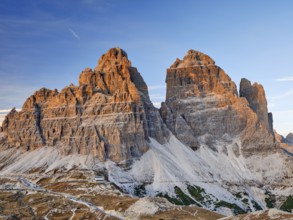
[0,169,224,220]
[219,209,293,220]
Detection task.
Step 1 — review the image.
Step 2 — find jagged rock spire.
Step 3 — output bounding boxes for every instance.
[170,50,215,68]
[0,48,168,163]
[161,49,276,155]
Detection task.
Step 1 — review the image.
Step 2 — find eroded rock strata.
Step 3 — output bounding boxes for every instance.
[1,48,292,217]
[160,50,276,156]
[0,48,168,163]
[0,48,279,161]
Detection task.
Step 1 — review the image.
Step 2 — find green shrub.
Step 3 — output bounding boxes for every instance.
[235,192,242,198]
[134,184,146,197]
[265,197,275,208]
[242,198,248,204]
[252,200,262,211]
[187,185,205,202]
[174,186,196,205]
[280,196,293,212]
[157,192,182,205]
[215,200,246,215]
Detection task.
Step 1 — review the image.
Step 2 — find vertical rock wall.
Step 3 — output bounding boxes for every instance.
[161,50,276,156]
[0,48,169,163]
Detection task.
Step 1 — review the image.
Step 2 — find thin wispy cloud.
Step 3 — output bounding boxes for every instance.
[273,109,293,135]
[152,102,162,108]
[66,25,80,40]
[268,89,293,101]
[148,85,166,91]
[150,94,165,100]
[275,76,293,82]
[0,108,21,113]
[0,117,4,125]
[274,109,293,115]
[268,89,293,109]
[0,109,12,114]
[0,108,21,125]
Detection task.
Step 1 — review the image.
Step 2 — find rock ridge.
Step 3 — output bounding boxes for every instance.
[0,48,169,163]
[161,49,277,156]
[240,78,274,135]
[0,48,278,163]
[170,50,215,68]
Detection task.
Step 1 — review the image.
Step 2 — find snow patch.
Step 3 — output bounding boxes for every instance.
[0,147,102,175]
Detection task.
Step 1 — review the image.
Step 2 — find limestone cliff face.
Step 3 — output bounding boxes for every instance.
[160,50,276,156]
[240,78,274,134]
[285,133,293,146]
[0,48,168,163]
[0,48,278,162]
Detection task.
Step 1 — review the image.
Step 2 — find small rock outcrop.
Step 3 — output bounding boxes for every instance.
[0,48,169,163]
[160,50,276,156]
[0,48,279,161]
[286,133,293,146]
[240,78,274,134]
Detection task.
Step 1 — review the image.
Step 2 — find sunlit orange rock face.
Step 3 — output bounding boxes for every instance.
[160,50,276,156]
[0,48,277,163]
[0,48,168,163]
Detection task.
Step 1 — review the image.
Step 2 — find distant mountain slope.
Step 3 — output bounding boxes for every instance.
[219,209,293,220]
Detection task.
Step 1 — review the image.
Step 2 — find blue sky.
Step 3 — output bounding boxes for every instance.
[0,0,293,135]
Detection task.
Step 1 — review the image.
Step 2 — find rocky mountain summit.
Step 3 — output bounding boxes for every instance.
[285,133,293,146]
[160,50,276,156]
[0,48,293,217]
[0,48,168,163]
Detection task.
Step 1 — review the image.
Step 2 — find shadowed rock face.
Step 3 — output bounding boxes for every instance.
[285,133,293,145]
[240,78,274,135]
[0,48,277,162]
[161,50,276,156]
[166,50,238,101]
[0,48,169,163]
[0,48,291,217]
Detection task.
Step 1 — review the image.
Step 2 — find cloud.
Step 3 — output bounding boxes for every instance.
[0,81,38,109]
[275,76,293,82]
[148,85,166,91]
[66,25,80,40]
[152,102,162,108]
[274,109,293,115]
[150,94,165,100]
[269,89,293,100]
[0,110,10,125]
[0,109,13,114]
[0,108,21,125]
[0,108,21,114]
[272,110,293,136]
[268,89,293,108]
[0,117,4,125]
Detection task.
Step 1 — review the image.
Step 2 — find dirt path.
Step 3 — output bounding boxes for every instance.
[18,176,122,220]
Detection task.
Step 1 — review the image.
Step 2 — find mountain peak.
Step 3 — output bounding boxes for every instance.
[1,48,168,163]
[170,49,215,68]
[163,49,275,156]
[0,48,291,218]
[103,47,128,60]
[95,47,131,72]
[240,78,272,133]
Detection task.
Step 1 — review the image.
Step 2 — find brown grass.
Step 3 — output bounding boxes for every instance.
[80,194,138,211]
[140,206,224,220]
